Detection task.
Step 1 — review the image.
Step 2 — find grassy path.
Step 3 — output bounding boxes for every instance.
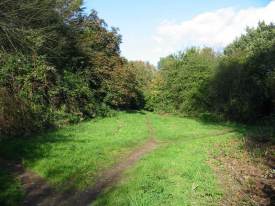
[92,113,235,206]
[0,112,158,205]
[65,138,158,206]
[0,112,273,206]
[14,138,158,206]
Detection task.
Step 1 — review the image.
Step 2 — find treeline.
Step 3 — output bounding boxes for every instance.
[147,22,275,124]
[0,0,155,137]
[1,1,274,138]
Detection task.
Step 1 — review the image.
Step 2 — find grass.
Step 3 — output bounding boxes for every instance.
[92,113,239,206]
[0,112,271,205]
[0,168,24,206]
[0,112,149,191]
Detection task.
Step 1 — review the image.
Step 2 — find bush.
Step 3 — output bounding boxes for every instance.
[148,48,218,115]
[0,54,56,137]
[208,23,275,122]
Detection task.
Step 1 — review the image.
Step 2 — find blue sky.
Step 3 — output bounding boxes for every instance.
[84,0,273,65]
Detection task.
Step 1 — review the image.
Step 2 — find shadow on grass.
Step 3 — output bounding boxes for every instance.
[0,132,74,162]
[196,112,274,141]
[0,167,24,206]
[124,109,147,115]
[0,131,80,206]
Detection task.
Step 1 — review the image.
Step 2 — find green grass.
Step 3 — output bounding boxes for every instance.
[1,112,268,205]
[0,112,149,190]
[92,113,239,206]
[0,168,24,206]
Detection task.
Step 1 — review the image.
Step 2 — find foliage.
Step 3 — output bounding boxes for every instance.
[0,1,152,137]
[1,2,274,136]
[145,72,167,111]
[208,22,275,122]
[149,22,275,124]
[148,48,219,115]
[0,53,56,137]
[103,60,156,109]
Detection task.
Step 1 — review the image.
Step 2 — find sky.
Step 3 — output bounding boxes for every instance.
[84,0,274,65]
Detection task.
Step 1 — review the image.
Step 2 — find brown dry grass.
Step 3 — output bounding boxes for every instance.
[209,138,275,206]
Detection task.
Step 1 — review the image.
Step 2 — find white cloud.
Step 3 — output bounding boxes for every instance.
[146,1,275,65]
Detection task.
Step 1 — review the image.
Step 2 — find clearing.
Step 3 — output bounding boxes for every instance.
[0,112,274,206]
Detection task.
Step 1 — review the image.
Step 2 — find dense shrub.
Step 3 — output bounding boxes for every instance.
[0,53,56,137]
[208,23,275,122]
[1,1,274,138]
[148,48,218,115]
[0,1,155,138]
[148,23,275,124]
[103,61,156,109]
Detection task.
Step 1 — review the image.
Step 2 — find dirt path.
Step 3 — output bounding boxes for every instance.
[0,159,53,206]
[60,138,158,206]
[1,118,159,206]
[18,138,157,206]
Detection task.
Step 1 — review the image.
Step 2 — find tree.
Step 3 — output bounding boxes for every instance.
[151,48,219,114]
[104,60,156,109]
[0,1,126,137]
[209,22,275,122]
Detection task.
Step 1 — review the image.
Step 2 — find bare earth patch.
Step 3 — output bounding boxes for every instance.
[209,139,275,206]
